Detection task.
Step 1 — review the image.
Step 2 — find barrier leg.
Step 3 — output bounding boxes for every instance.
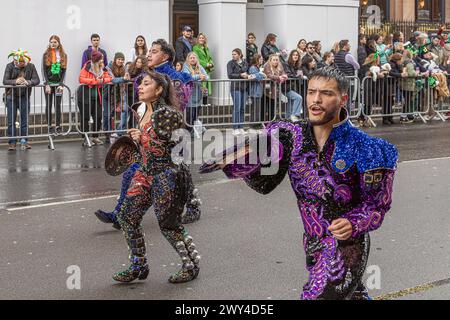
[48,135,55,150]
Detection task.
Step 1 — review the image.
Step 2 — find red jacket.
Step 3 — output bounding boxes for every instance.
[78,61,112,104]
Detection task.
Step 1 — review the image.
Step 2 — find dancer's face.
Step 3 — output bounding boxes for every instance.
[307,77,348,126]
[138,75,163,103]
[147,44,169,68]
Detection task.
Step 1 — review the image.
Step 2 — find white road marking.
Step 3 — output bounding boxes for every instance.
[4,179,234,212]
[5,156,450,212]
[401,156,450,164]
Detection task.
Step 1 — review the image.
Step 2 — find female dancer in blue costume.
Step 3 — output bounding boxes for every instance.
[111,71,200,283]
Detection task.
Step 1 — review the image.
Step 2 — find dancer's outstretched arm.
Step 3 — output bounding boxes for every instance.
[200,123,294,195]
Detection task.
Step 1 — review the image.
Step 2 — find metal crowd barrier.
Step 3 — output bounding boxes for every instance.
[0,84,72,150]
[74,82,137,147]
[3,74,450,151]
[189,79,280,132]
[360,75,450,127]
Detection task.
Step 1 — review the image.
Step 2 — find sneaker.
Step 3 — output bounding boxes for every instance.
[55,126,62,135]
[232,129,241,136]
[290,115,301,122]
[8,144,16,151]
[92,138,104,145]
[48,126,55,134]
[21,143,32,150]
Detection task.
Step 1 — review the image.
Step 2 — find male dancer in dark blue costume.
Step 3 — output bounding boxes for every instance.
[95,39,201,228]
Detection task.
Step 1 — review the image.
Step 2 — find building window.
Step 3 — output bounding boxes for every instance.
[416,0,444,22]
[360,0,388,21]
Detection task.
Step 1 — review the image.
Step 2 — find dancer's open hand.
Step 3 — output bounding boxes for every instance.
[328,219,352,241]
[128,128,141,143]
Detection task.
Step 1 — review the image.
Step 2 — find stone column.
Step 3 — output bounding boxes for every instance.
[198,0,248,79]
[263,0,360,56]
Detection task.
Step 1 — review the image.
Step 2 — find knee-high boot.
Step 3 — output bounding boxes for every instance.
[112,226,149,283]
[161,228,200,283]
[181,165,202,224]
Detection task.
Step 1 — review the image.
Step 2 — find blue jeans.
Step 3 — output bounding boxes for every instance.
[6,95,30,145]
[102,87,111,131]
[230,90,247,129]
[117,91,129,134]
[285,90,303,118]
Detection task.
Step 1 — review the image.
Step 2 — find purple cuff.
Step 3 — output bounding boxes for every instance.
[222,132,284,179]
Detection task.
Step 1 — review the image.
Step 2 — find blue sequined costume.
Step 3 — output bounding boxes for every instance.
[95,62,201,226]
[112,100,200,283]
[201,109,398,300]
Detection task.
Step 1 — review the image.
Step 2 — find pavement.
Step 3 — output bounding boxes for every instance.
[0,122,449,300]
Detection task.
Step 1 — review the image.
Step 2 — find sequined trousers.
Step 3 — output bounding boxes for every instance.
[302,233,371,300]
[116,165,199,276]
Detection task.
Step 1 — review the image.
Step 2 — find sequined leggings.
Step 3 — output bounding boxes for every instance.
[116,167,190,267]
[112,163,198,216]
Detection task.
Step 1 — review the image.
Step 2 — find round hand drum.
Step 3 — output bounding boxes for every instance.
[105,136,139,176]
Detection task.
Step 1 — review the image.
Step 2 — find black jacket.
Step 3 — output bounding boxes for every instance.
[42,53,67,85]
[261,44,283,62]
[3,62,40,97]
[246,42,258,64]
[175,37,192,64]
[389,61,403,78]
[227,59,249,92]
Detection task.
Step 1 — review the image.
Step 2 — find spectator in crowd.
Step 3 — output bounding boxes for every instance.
[373,34,392,65]
[175,61,183,72]
[392,31,405,46]
[264,54,303,121]
[261,33,285,63]
[42,35,67,135]
[429,35,445,66]
[311,40,323,63]
[296,39,307,58]
[183,52,209,135]
[363,53,391,125]
[193,32,214,96]
[301,54,317,79]
[107,52,130,139]
[227,48,249,135]
[358,34,368,77]
[284,50,303,78]
[399,50,419,123]
[335,39,360,76]
[394,41,405,55]
[175,25,194,64]
[304,42,317,61]
[3,49,40,151]
[393,31,405,46]
[318,52,335,69]
[77,50,112,146]
[248,53,266,127]
[246,32,259,64]
[148,39,192,83]
[284,50,305,110]
[126,55,149,105]
[147,39,193,115]
[81,33,108,68]
[388,52,405,124]
[442,37,450,63]
[330,42,340,55]
[365,38,378,55]
[128,35,148,64]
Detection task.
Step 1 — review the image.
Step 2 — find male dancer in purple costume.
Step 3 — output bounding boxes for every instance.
[200,67,398,300]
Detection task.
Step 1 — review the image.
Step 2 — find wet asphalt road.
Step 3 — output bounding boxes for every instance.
[0,122,449,300]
